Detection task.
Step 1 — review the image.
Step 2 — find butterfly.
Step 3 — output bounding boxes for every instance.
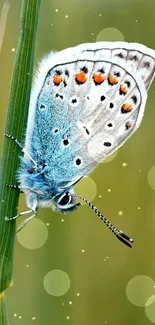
[5,41,155,248]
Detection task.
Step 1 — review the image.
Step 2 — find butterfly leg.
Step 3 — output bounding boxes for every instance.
[5,183,29,193]
[6,184,20,190]
[16,212,37,233]
[4,133,37,167]
[5,184,20,189]
[5,210,33,221]
[5,184,45,195]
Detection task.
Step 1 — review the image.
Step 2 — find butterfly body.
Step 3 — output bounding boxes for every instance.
[6,42,155,244]
[18,157,77,213]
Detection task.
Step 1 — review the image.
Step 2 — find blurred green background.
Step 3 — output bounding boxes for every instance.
[1,0,155,324]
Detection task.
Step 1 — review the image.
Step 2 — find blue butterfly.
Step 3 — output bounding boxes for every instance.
[5,41,155,248]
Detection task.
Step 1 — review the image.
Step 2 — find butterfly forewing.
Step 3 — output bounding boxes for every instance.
[32,62,146,183]
[25,42,155,185]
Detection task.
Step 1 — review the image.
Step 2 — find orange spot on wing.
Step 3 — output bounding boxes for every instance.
[93,73,105,84]
[120,85,127,95]
[75,72,87,84]
[53,75,62,85]
[121,103,132,113]
[108,74,118,85]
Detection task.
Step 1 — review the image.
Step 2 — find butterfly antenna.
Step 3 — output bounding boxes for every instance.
[76,194,134,248]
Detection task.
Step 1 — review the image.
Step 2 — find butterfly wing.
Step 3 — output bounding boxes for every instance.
[25,42,155,186]
[78,41,155,90]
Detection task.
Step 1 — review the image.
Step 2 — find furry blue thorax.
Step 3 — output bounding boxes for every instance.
[17,156,77,213]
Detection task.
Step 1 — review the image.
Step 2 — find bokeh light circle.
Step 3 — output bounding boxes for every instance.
[148,165,155,190]
[75,176,97,204]
[43,270,71,296]
[145,295,155,323]
[126,275,155,307]
[17,218,48,249]
[96,27,124,42]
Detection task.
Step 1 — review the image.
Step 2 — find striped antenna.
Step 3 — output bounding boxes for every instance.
[76,194,134,248]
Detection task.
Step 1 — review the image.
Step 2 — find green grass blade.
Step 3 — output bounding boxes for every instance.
[0,295,9,325]
[0,0,41,323]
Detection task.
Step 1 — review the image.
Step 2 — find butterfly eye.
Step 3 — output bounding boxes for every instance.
[58,192,72,206]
